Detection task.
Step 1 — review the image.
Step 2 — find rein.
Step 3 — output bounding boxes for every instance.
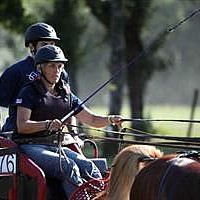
[56,130,88,187]
[69,124,200,144]
[68,124,200,150]
[84,136,200,150]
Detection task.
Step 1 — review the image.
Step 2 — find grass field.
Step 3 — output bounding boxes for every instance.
[1,105,199,166]
[86,104,200,165]
[1,105,200,136]
[90,104,200,137]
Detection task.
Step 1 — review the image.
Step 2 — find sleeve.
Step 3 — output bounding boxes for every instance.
[70,93,84,115]
[0,66,20,107]
[15,86,37,110]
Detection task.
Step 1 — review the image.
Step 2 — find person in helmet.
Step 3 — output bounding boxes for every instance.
[0,22,69,132]
[14,45,123,198]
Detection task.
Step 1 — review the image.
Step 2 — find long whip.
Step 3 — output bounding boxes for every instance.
[61,6,200,124]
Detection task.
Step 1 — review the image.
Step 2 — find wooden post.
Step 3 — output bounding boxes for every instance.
[187,89,199,137]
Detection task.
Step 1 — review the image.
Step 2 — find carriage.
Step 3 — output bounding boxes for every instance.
[0,131,109,200]
[0,122,200,200]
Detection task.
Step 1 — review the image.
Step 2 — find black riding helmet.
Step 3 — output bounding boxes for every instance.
[35,45,68,65]
[35,45,68,85]
[25,22,60,47]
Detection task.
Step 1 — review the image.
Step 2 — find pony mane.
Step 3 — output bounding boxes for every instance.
[105,145,163,200]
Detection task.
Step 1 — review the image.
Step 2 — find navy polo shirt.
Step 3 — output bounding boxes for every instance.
[0,56,69,131]
[0,56,35,107]
[16,83,83,116]
[12,81,83,138]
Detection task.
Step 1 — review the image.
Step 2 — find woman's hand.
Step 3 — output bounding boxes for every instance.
[47,119,64,132]
[108,115,123,128]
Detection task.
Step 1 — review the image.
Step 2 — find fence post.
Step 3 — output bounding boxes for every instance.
[187,89,199,137]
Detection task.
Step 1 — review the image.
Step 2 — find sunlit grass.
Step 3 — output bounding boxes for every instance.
[2,105,199,166]
[144,105,200,137]
[1,105,199,137]
[90,104,200,137]
[87,104,200,162]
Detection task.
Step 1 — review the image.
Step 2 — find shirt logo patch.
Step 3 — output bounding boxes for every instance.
[27,72,38,81]
[16,98,22,104]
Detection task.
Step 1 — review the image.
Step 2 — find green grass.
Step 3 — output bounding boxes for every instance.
[1,104,199,137]
[90,104,200,137]
[144,105,200,137]
[2,105,199,166]
[88,105,200,166]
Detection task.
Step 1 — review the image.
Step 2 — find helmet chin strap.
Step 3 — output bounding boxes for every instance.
[41,73,54,85]
[39,65,54,85]
[29,42,38,56]
[32,48,37,56]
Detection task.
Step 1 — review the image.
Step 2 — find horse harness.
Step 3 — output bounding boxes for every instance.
[157,151,200,200]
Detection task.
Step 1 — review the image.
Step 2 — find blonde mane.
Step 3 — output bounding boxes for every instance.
[106,145,163,200]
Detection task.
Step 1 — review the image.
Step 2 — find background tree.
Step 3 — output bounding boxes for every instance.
[0,0,200,143]
[0,0,36,32]
[104,0,126,155]
[47,0,87,93]
[85,0,196,136]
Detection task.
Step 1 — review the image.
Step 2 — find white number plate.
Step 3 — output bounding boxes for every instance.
[0,154,16,174]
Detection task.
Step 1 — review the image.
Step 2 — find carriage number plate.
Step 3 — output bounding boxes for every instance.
[0,154,16,174]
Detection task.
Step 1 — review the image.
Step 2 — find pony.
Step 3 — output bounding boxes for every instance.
[130,151,200,200]
[93,144,163,200]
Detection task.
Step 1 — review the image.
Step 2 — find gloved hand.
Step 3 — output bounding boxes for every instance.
[74,136,84,148]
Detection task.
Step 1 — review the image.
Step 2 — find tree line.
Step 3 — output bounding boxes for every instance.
[0,0,199,154]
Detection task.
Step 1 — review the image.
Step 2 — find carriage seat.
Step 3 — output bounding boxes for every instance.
[0,135,46,200]
[0,131,108,174]
[0,133,108,199]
